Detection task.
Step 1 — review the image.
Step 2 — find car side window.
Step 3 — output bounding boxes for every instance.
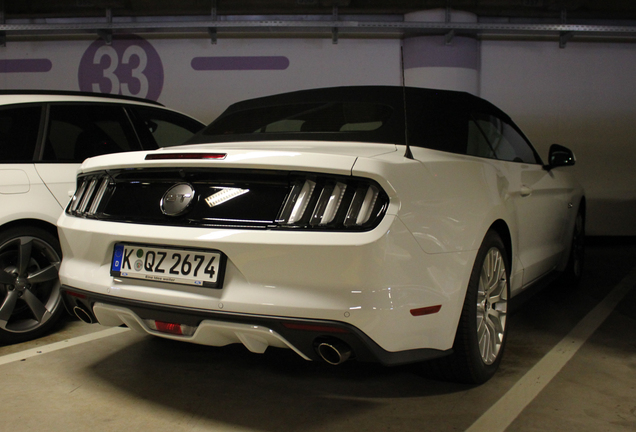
[468,113,538,164]
[408,99,469,155]
[43,104,141,162]
[0,105,42,162]
[467,118,496,159]
[128,106,203,148]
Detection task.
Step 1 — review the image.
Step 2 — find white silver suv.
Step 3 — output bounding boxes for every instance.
[0,91,204,343]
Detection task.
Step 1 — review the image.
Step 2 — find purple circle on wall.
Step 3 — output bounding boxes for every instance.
[78,34,164,101]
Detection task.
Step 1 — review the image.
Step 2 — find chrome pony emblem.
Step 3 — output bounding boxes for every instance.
[161,183,196,216]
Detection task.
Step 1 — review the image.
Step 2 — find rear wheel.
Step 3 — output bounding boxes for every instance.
[0,226,64,344]
[430,230,510,384]
[560,210,585,289]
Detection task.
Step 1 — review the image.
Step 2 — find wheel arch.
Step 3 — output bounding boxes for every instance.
[0,218,60,243]
[488,219,513,263]
[578,196,587,219]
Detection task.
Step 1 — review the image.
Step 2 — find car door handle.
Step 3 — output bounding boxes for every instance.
[520,185,533,197]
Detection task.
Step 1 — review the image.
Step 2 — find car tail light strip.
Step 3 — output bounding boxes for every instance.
[311,181,346,226]
[67,170,388,231]
[68,174,110,217]
[276,176,387,229]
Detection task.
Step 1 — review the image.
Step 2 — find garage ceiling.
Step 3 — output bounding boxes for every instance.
[2,1,636,44]
[5,1,636,20]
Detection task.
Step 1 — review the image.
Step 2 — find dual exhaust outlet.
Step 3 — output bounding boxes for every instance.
[73,304,94,324]
[315,338,353,365]
[74,303,353,365]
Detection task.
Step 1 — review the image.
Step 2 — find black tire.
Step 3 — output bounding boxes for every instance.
[560,210,585,289]
[428,230,510,384]
[0,226,65,344]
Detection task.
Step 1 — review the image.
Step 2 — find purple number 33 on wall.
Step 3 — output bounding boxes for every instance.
[78,34,164,101]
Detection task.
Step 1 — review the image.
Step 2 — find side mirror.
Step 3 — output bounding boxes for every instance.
[544,144,576,170]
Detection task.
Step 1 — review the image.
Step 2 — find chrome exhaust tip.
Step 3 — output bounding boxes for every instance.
[316,339,352,365]
[73,305,94,324]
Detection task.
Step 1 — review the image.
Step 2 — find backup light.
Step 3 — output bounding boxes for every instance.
[205,187,249,208]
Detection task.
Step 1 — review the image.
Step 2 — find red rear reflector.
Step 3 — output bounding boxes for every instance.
[282,323,349,334]
[65,290,86,299]
[155,321,183,335]
[410,305,442,316]
[145,153,227,160]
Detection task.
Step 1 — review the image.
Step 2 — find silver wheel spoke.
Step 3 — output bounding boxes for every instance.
[0,269,16,285]
[18,238,33,277]
[21,289,51,323]
[489,279,506,304]
[488,309,505,339]
[479,319,492,361]
[476,247,508,365]
[477,313,487,343]
[27,262,60,284]
[484,315,499,357]
[0,289,19,326]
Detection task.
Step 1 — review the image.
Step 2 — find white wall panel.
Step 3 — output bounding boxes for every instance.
[0,35,633,235]
[480,40,636,235]
[0,37,401,124]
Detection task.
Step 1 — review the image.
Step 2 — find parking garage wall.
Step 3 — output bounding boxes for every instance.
[0,35,633,236]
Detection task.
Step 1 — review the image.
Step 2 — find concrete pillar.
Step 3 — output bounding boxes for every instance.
[402,9,480,95]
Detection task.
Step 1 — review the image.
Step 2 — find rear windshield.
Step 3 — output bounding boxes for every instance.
[196,102,394,142]
[186,86,538,163]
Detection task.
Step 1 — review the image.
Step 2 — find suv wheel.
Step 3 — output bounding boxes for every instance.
[0,226,64,344]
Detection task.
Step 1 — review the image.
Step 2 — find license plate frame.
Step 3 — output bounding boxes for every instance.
[110,243,226,289]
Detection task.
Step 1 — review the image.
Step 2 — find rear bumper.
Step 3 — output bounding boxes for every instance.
[62,286,451,366]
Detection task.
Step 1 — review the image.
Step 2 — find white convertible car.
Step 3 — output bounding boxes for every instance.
[58,86,584,383]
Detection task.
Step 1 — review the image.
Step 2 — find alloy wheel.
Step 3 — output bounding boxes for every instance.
[0,235,61,334]
[476,247,508,365]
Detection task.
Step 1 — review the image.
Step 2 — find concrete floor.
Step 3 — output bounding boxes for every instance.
[1,239,635,432]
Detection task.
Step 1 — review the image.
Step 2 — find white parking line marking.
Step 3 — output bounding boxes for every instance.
[0,326,130,366]
[466,266,636,432]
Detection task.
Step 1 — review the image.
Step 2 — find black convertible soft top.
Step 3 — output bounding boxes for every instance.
[187,86,512,154]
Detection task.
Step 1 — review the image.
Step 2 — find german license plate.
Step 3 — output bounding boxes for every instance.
[110,243,225,288]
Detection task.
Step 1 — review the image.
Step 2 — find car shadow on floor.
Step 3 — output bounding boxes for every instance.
[86,335,480,431]
[82,238,636,432]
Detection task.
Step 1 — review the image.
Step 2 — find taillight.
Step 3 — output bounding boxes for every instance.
[276,175,388,230]
[66,170,389,232]
[67,173,111,217]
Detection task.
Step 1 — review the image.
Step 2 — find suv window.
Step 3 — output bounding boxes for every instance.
[43,104,141,162]
[468,113,539,164]
[128,106,204,147]
[0,105,42,162]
